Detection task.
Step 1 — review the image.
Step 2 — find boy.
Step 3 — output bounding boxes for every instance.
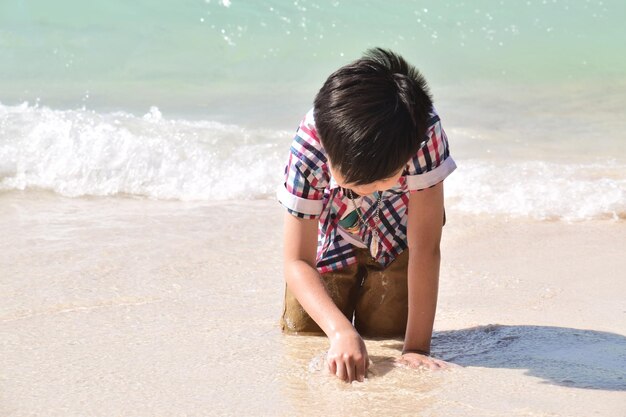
[277,48,456,383]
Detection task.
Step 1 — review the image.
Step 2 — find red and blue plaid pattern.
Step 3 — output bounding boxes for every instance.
[278,108,456,273]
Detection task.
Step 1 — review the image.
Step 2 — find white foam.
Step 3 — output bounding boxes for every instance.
[446,159,626,221]
[0,102,290,201]
[1,102,624,221]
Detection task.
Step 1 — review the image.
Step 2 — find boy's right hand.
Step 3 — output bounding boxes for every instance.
[327,329,369,383]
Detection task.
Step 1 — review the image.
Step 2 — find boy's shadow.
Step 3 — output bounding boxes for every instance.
[396,324,626,390]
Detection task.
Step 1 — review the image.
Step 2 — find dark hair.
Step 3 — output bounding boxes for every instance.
[313,47,433,185]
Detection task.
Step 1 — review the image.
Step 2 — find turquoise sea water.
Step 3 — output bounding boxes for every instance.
[2,0,625,117]
[1,0,625,219]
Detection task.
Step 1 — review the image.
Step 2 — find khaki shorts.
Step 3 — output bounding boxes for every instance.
[280,248,409,338]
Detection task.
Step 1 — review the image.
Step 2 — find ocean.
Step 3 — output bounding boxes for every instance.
[2,2,626,416]
[1,0,625,220]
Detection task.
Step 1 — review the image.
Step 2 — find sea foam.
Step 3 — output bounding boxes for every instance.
[446,159,626,221]
[0,102,290,201]
[1,102,624,221]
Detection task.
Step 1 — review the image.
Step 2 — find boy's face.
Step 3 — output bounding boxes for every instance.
[329,163,404,196]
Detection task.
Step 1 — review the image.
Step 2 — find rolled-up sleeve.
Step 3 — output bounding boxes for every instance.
[404,112,456,191]
[277,111,329,219]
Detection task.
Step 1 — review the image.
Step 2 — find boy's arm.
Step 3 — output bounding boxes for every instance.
[283,212,369,382]
[401,181,449,369]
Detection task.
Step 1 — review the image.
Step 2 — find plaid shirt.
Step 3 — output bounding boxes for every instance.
[277,108,456,273]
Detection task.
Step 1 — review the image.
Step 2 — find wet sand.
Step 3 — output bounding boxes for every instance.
[1,191,625,416]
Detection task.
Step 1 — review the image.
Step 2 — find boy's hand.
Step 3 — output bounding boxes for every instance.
[396,352,453,370]
[327,329,369,383]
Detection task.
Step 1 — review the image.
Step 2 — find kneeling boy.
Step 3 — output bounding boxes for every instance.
[277,48,456,382]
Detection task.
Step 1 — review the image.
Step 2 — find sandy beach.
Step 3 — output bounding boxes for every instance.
[1,191,624,416]
[2,0,626,415]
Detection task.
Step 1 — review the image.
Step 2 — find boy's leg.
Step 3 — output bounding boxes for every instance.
[280,261,364,335]
[354,249,409,337]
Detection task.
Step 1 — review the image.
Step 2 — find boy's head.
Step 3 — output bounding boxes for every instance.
[314,47,433,189]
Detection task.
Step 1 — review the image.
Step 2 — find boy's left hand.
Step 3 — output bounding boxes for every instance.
[396,352,454,370]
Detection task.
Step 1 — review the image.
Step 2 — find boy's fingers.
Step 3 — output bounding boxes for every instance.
[345,357,356,382]
[328,359,337,375]
[434,359,448,369]
[427,358,453,370]
[336,362,347,382]
[356,357,366,382]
